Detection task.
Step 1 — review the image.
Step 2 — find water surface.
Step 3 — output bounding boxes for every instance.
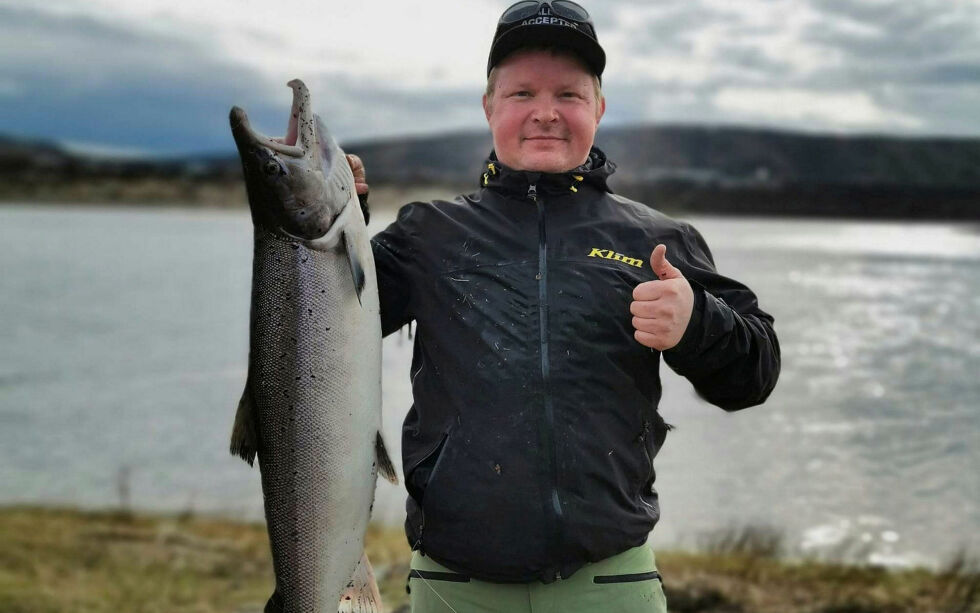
[1,204,977,568]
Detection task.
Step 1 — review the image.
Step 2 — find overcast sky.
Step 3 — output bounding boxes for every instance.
[1,0,978,156]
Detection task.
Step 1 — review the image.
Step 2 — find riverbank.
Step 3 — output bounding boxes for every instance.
[6,178,980,221]
[6,121,980,220]
[0,184,463,214]
[1,506,975,613]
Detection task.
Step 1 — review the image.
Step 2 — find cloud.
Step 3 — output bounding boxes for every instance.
[0,4,281,153]
[713,87,923,130]
[0,78,23,97]
[599,0,980,136]
[1,0,979,154]
[0,3,488,153]
[801,0,980,86]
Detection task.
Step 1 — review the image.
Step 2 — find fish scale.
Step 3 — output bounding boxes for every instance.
[229,78,395,613]
[250,228,381,611]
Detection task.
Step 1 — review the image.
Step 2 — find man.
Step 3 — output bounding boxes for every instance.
[349,2,780,611]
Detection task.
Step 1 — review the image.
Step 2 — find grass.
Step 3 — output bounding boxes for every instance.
[0,506,410,613]
[657,524,980,613]
[0,507,976,613]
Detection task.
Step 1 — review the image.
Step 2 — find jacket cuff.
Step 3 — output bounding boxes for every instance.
[664,283,707,357]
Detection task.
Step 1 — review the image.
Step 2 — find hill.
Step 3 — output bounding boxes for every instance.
[2,125,979,219]
[345,125,980,189]
[344,125,980,219]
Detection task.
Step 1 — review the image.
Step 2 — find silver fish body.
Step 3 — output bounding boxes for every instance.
[229,79,395,613]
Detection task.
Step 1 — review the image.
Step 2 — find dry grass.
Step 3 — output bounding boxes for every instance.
[0,506,410,613]
[0,506,272,613]
[0,507,976,613]
[657,527,980,613]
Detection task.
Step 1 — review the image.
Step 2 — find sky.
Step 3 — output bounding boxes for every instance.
[1,0,978,156]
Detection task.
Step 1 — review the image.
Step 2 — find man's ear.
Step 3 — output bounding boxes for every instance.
[483,93,492,121]
[596,95,606,124]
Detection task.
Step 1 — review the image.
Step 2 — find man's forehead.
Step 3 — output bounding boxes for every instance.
[501,74,594,90]
[496,51,594,84]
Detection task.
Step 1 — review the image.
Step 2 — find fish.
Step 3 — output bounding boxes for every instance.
[228,78,397,613]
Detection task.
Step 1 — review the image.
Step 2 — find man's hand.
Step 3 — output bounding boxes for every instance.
[346,154,369,197]
[346,153,370,223]
[630,244,694,351]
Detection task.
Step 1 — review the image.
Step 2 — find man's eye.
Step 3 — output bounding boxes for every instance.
[511,91,531,97]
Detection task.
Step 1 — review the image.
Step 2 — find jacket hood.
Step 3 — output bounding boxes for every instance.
[480,146,617,197]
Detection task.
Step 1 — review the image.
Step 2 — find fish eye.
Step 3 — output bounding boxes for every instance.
[263,160,281,176]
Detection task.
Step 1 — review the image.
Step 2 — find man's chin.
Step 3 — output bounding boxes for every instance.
[512,153,582,174]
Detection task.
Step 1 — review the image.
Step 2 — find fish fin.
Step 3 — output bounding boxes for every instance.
[337,552,383,613]
[263,589,283,613]
[343,228,366,305]
[229,383,259,466]
[375,431,399,485]
[358,191,370,226]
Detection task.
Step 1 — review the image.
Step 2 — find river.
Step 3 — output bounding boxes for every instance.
[0,202,977,569]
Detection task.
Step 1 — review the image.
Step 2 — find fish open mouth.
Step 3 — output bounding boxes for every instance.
[229,79,315,159]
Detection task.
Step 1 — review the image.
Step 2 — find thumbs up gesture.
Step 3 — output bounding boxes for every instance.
[630,244,694,351]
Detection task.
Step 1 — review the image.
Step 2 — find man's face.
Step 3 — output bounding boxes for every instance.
[483,49,605,173]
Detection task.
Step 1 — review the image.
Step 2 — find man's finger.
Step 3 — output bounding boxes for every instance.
[346,153,364,176]
[630,300,666,319]
[346,154,364,177]
[346,154,369,195]
[632,280,666,302]
[632,316,668,335]
[650,244,683,280]
[634,329,670,351]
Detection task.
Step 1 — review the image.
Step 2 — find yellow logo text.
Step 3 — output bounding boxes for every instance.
[587,248,643,268]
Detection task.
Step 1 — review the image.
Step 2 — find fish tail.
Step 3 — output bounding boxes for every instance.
[338,552,383,613]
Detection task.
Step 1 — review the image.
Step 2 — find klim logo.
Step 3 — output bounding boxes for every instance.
[587,248,644,268]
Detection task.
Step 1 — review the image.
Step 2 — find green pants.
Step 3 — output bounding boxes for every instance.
[407,546,667,613]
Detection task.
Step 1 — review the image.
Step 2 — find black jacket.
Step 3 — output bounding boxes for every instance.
[371,148,780,583]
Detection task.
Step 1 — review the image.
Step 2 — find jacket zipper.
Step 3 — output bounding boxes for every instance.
[530,183,564,582]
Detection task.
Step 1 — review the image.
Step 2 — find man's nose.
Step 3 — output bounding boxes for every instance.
[530,98,559,123]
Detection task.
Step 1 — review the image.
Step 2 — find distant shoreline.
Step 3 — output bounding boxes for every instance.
[0,184,461,217]
[5,122,980,220]
[2,181,978,221]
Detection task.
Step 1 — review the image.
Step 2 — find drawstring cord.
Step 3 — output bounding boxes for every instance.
[414,573,461,613]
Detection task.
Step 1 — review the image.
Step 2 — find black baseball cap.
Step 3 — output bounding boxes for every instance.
[487,1,605,79]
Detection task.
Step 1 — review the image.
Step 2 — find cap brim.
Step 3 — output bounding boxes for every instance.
[488,24,605,77]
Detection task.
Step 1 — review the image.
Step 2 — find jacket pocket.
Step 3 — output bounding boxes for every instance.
[408,569,471,583]
[593,570,663,584]
[636,411,671,493]
[405,427,452,505]
[632,421,656,494]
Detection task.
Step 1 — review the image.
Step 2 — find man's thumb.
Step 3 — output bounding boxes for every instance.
[650,244,682,280]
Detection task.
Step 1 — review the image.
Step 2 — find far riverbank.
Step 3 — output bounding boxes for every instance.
[3,179,978,221]
[0,183,465,214]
